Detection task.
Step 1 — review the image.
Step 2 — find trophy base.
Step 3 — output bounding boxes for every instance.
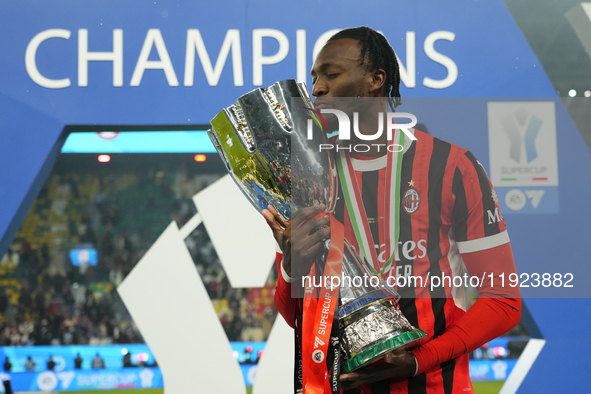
[341,328,428,374]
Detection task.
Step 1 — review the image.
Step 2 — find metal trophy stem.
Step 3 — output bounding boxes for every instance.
[207,79,426,376]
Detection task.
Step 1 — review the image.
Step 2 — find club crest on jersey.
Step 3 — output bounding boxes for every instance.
[403,188,421,214]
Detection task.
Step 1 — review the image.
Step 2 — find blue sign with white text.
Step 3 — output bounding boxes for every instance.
[0,368,162,392]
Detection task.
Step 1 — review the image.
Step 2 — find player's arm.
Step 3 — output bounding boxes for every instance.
[262,204,330,327]
[274,251,297,328]
[411,243,521,374]
[412,150,521,374]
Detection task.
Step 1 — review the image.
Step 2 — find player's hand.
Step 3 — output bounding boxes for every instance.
[262,204,330,279]
[340,347,417,390]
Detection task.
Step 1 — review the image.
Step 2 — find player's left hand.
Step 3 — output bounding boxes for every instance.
[340,347,417,390]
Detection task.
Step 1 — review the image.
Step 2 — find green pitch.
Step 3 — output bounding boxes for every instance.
[473,381,505,394]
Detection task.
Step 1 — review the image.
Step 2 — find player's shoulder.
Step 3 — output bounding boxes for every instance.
[415,130,491,183]
[412,128,470,163]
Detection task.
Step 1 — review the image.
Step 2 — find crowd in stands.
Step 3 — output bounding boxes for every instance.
[187,224,277,342]
[0,162,277,347]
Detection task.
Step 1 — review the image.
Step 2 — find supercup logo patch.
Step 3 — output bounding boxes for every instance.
[312,350,325,364]
[403,188,421,214]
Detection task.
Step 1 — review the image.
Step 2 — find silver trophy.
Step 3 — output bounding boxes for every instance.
[207,80,426,374]
[336,240,426,372]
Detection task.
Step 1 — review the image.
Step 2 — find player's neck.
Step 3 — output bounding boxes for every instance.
[349,110,390,157]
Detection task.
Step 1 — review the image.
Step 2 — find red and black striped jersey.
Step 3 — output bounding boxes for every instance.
[334,129,509,394]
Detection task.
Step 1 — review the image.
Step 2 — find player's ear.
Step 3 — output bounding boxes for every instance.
[368,68,386,96]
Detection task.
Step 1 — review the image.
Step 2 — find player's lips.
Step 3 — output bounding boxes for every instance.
[313,100,330,109]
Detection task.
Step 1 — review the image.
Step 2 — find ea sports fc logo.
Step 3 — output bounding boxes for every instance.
[403,188,420,214]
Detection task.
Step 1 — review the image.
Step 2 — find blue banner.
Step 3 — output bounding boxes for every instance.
[0,360,519,390]
[0,343,520,389]
[0,368,162,392]
[61,131,215,153]
[0,345,156,372]
[0,343,266,389]
[0,343,266,373]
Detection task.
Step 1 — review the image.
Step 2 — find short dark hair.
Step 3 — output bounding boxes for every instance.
[328,27,402,109]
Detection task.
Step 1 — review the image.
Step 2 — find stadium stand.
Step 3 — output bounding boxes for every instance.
[0,165,278,347]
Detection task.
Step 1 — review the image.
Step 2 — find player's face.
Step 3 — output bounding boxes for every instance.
[310,39,370,104]
[310,39,383,131]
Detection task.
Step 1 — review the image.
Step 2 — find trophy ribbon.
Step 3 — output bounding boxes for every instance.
[383,130,407,276]
[301,213,344,394]
[335,129,407,278]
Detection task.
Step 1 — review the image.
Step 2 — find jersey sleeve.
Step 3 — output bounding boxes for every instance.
[451,150,509,254]
[411,243,521,374]
[274,251,297,328]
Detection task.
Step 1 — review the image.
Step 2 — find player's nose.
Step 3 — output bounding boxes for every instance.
[312,78,327,98]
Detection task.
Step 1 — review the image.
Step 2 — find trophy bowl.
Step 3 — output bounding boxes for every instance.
[208,79,337,221]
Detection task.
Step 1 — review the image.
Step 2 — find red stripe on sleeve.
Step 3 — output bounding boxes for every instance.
[274,252,297,328]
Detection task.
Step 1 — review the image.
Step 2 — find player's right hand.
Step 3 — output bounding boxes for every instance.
[262,204,330,279]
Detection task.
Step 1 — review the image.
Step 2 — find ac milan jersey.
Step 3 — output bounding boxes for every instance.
[333,129,509,394]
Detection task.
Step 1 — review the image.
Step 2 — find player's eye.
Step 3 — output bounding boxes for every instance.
[327,73,340,79]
